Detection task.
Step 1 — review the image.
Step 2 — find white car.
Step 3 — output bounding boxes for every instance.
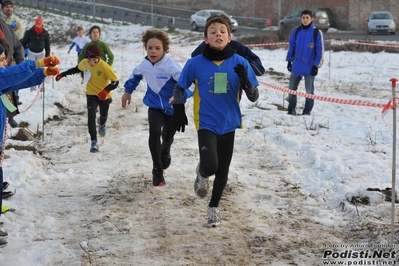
[190,9,238,32]
[366,11,396,35]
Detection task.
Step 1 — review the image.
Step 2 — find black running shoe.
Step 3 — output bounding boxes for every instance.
[0,229,8,238]
[2,191,14,199]
[152,168,165,186]
[3,182,9,191]
[0,238,7,248]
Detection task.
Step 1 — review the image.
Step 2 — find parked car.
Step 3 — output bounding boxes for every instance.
[279,9,331,32]
[190,9,238,32]
[317,8,336,28]
[366,11,396,35]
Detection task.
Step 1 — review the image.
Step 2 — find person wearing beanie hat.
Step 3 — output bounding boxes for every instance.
[55,44,119,153]
[0,0,24,40]
[0,38,60,247]
[78,25,114,66]
[20,17,51,91]
[1,0,13,9]
[34,17,42,26]
[85,44,100,59]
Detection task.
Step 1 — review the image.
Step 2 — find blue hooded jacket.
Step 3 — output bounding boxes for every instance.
[286,22,324,76]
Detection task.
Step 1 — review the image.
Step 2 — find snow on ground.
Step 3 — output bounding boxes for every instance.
[0,6,399,266]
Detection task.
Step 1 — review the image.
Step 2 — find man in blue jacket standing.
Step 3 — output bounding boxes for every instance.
[286,9,324,115]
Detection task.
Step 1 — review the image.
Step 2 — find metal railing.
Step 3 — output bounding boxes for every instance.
[18,0,175,27]
[18,0,272,27]
[78,0,273,26]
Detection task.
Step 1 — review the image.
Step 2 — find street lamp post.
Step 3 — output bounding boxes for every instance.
[93,0,96,19]
[151,0,154,27]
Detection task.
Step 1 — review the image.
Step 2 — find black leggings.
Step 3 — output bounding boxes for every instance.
[77,52,84,79]
[197,129,235,207]
[87,95,112,141]
[148,108,175,169]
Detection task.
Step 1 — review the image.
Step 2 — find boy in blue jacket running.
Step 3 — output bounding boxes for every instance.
[172,14,259,227]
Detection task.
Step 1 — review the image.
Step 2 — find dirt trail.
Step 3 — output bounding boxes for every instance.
[26,89,394,266]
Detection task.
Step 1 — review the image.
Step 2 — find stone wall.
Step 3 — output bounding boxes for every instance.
[136,0,399,30]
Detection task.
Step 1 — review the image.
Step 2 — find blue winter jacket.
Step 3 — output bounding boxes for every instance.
[124,55,189,115]
[0,60,46,148]
[286,23,324,76]
[176,53,259,135]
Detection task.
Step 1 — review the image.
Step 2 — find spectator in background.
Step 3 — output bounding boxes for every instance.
[0,0,25,114]
[78,25,114,66]
[0,0,24,39]
[0,16,25,64]
[0,9,25,128]
[191,14,265,76]
[68,26,90,84]
[286,9,324,116]
[20,17,51,92]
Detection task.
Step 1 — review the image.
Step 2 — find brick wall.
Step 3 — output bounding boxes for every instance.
[136,0,399,30]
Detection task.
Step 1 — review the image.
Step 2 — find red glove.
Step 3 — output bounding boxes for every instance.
[55,73,63,81]
[43,66,60,77]
[37,55,60,67]
[98,89,108,100]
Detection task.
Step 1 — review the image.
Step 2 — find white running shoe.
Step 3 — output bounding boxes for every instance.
[206,206,220,228]
[194,163,209,199]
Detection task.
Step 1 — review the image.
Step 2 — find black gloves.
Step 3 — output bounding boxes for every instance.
[287,61,292,72]
[172,104,188,132]
[234,64,251,89]
[311,66,318,76]
[104,80,119,92]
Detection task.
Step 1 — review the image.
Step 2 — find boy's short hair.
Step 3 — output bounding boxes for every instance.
[141,29,170,53]
[301,9,313,17]
[76,26,84,32]
[204,14,232,37]
[89,25,101,36]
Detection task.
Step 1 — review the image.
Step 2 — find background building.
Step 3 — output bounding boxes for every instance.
[125,0,399,31]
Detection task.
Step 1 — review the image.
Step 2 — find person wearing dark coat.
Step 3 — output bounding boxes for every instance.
[0,16,25,128]
[0,17,24,65]
[20,17,51,92]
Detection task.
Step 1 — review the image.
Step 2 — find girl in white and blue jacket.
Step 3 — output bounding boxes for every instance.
[121,29,190,187]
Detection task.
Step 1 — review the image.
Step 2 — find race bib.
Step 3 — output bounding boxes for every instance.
[214,72,227,93]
